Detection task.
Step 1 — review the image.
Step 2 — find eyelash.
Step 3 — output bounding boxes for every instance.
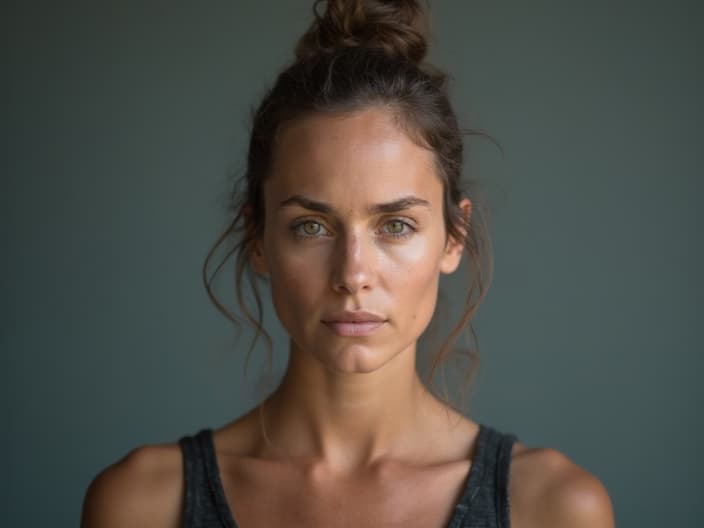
[290,218,417,240]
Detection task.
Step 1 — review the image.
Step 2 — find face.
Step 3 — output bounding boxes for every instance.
[251,107,470,374]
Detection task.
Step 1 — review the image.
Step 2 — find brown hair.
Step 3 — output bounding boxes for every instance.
[203,0,493,403]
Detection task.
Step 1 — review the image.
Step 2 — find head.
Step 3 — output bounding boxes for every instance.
[204,0,493,396]
[249,106,470,375]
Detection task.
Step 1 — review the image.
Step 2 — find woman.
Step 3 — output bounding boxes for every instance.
[82,1,615,526]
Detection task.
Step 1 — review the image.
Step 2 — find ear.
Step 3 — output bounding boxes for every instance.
[249,238,269,276]
[243,204,269,276]
[440,197,472,275]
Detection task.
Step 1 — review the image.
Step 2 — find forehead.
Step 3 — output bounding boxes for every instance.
[267,107,442,210]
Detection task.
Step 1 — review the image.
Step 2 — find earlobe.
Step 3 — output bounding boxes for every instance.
[439,238,463,274]
[242,204,269,276]
[249,240,269,276]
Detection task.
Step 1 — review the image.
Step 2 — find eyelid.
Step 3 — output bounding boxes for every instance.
[383,216,417,227]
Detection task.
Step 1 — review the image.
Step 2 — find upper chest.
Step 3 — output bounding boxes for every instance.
[217,456,474,528]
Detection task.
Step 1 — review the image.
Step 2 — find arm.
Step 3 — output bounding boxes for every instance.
[537,456,615,528]
[510,446,615,528]
[81,445,183,528]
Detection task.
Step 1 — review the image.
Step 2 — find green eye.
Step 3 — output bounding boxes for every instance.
[382,219,415,238]
[386,220,406,234]
[302,221,321,235]
[292,219,414,240]
[292,220,328,238]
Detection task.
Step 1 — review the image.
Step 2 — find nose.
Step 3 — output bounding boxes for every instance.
[331,231,375,295]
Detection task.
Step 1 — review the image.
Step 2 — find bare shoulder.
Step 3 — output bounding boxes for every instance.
[81,441,183,528]
[509,441,615,528]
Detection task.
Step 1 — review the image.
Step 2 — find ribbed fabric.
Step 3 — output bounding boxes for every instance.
[445,425,518,528]
[179,424,517,528]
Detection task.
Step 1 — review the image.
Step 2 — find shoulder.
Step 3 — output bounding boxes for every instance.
[81,441,183,528]
[508,442,615,528]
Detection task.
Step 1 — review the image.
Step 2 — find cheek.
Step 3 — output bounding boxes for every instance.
[383,230,444,277]
[266,245,329,325]
[382,238,444,321]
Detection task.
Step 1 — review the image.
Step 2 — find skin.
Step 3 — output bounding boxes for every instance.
[81,107,615,527]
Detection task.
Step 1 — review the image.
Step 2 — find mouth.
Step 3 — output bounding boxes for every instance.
[321,320,386,337]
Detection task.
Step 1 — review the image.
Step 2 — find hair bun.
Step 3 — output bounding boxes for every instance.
[295,0,429,64]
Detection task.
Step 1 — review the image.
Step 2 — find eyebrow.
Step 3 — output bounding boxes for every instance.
[279,194,432,215]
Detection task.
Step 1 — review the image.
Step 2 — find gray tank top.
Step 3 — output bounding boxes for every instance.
[179,424,517,528]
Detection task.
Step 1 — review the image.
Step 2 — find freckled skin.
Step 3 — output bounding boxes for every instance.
[252,108,465,374]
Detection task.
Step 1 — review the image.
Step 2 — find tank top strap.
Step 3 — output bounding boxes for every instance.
[447,424,518,528]
[179,429,238,528]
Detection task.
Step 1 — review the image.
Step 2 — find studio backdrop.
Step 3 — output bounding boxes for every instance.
[3,1,702,526]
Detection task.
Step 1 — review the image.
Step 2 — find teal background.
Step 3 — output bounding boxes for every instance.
[4,1,702,526]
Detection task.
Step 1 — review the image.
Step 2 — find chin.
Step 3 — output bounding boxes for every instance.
[315,343,400,374]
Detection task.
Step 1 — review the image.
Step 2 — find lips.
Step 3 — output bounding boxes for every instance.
[322,310,385,323]
[322,310,387,337]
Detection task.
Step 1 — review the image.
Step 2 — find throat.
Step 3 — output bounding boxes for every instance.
[257,359,435,470]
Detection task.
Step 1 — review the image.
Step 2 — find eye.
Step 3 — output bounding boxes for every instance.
[381,219,415,238]
[292,220,330,238]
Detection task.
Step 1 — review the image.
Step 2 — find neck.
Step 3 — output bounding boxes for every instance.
[259,339,440,471]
